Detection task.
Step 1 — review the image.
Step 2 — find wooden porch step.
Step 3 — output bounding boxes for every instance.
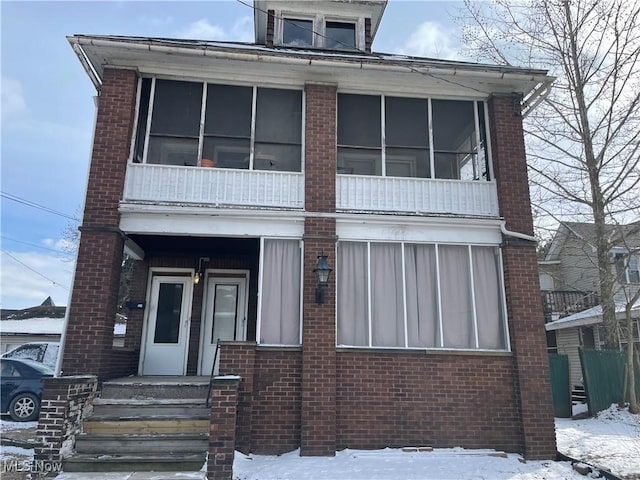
[63,453,206,472]
[92,398,210,417]
[82,418,209,435]
[74,432,208,454]
[100,377,209,400]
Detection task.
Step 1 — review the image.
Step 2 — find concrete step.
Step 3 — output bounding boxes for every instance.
[62,453,206,472]
[92,398,210,417]
[74,433,208,454]
[100,378,210,400]
[83,418,210,435]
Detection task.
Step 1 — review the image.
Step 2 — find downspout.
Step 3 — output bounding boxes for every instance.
[500,221,537,243]
[55,95,100,377]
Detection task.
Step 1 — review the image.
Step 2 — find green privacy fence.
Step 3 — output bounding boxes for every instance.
[548,353,572,417]
[579,348,640,415]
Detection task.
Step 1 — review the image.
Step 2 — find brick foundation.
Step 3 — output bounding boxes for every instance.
[208,376,241,480]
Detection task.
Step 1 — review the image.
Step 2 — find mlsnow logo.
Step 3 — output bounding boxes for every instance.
[0,459,62,473]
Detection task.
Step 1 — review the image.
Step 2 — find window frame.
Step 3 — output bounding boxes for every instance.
[281,16,315,47]
[133,76,305,173]
[336,240,510,351]
[337,93,493,181]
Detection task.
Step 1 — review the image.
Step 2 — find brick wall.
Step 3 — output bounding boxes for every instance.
[208,376,241,480]
[62,68,138,380]
[489,94,557,459]
[34,376,97,477]
[336,351,522,452]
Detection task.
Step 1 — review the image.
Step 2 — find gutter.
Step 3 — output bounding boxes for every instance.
[500,221,537,243]
[71,42,102,91]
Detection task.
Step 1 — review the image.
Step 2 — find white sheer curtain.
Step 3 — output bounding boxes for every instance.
[405,244,439,347]
[371,243,404,347]
[439,245,473,348]
[337,242,369,346]
[472,247,505,349]
[260,239,301,345]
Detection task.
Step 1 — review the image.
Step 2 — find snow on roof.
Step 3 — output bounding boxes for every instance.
[1,318,126,336]
[545,298,640,331]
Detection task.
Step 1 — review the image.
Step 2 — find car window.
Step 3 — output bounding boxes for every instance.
[1,361,22,377]
[42,344,59,367]
[4,344,44,362]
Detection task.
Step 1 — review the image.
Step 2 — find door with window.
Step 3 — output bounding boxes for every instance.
[141,276,193,375]
[199,274,248,375]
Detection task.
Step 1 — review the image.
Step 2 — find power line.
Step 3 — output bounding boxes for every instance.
[1,249,70,290]
[1,191,80,222]
[0,235,73,256]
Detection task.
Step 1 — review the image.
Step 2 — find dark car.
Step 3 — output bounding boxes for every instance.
[1,358,54,421]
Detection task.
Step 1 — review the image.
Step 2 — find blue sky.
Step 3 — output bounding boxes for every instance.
[1,0,465,309]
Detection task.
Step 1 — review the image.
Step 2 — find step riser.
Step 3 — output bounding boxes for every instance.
[63,459,205,473]
[92,405,210,417]
[83,420,209,435]
[75,439,207,454]
[101,384,209,400]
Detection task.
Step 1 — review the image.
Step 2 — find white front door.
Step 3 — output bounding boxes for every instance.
[141,276,193,375]
[199,274,248,375]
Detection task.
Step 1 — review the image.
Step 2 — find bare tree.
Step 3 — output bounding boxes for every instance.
[459,0,640,350]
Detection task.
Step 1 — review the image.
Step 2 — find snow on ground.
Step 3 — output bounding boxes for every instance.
[556,404,640,479]
[232,447,584,480]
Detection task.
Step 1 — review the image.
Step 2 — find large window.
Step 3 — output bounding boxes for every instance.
[134,78,303,172]
[337,241,508,350]
[337,94,489,180]
[615,253,640,284]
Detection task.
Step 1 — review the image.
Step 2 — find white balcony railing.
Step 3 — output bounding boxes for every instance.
[336,175,499,217]
[123,164,304,209]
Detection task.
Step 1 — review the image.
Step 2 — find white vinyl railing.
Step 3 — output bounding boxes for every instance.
[123,164,304,209]
[336,175,499,217]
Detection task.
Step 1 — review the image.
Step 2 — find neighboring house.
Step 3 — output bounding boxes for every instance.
[58,0,556,467]
[540,222,640,386]
[1,297,126,353]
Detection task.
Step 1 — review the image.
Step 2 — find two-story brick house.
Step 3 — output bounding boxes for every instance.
[58,0,556,468]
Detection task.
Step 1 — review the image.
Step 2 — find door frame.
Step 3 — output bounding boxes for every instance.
[197,269,250,375]
[138,268,195,376]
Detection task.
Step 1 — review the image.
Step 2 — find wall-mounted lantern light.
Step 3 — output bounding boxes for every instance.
[194,257,210,285]
[314,252,332,304]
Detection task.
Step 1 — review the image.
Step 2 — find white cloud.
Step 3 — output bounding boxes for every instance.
[179,19,226,40]
[400,21,461,61]
[1,76,27,122]
[232,16,254,42]
[0,250,73,309]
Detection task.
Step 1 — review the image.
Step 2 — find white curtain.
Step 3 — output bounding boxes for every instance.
[472,247,505,349]
[405,244,439,347]
[371,243,404,347]
[337,242,369,346]
[260,239,301,345]
[439,245,473,348]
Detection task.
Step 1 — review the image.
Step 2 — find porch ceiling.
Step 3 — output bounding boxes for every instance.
[127,234,259,256]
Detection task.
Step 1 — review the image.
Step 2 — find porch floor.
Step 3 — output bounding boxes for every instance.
[104,376,209,385]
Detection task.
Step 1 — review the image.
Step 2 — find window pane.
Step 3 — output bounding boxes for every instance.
[386,148,430,178]
[432,100,476,152]
[337,148,381,175]
[202,137,250,169]
[254,143,301,172]
[283,18,313,46]
[338,94,381,147]
[439,245,473,348]
[326,22,356,49]
[371,243,404,347]
[337,242,369,346]
[256,88,302,144]
[205,84,252,138]
[151,80,202,136]
[405,244,439,347]
[385,97,429,147]
[477,102,490,180]
[154,283,183,344]
[134,78,152,163]
[472,247,506,349]
[260,239,301,345]
[147,137,198,166]
[434,152,479,180]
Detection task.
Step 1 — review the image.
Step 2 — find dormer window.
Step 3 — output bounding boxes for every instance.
[283,18,313,46]
[325,21,356,49]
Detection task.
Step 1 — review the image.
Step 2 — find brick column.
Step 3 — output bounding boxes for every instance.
[488,94,556,459]
[301,83,337,456]
[62,68,138,379]
[33,376,97,477]
[208,376,242,480]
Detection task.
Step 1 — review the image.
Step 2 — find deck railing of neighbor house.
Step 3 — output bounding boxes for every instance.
[336,175,499,216]
[123,164,304,208]
[542,290,600,322]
